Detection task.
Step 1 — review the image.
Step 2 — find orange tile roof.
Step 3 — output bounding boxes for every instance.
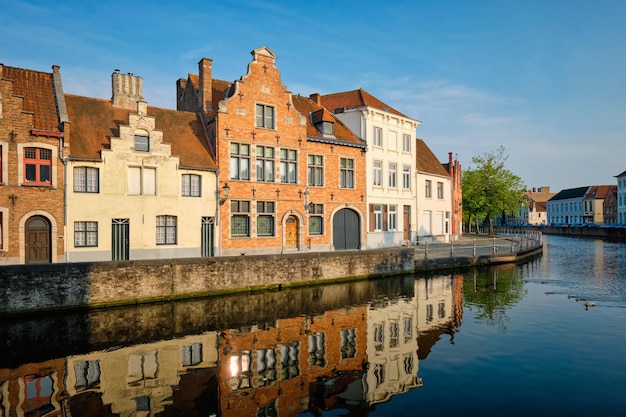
[320,88,410,119]
[415,139,450,177]
[65,94,217,170]
[2,65,60,132]
[291,95,365,147]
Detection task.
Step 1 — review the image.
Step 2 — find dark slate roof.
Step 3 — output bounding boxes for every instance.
[65,94,217,170]
[415,139,450,177]
[2,65,60,132]
[292,95,365,148]
[615,170,626,178]
[549,186,590,201]
[320,88,412,119]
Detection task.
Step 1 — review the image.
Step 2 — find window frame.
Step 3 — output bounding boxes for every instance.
[373,127,382,147]
[256,145,275,182]
[402,165,411,190]
[339,158,355,189]
[307,154,324,187]
[257,201,275,237]
[308,204,324,235]
[388,163,397,188]
[402,134,411,152]
[134,135,149,152]
[182,173,201,197]
[231,200,251,237]
[74,221,98,247]
[280,148,298,184]
[437,181,444,199]
[373,160,382,187]
[156,215,177,245]
[255,104,275,129]
[388,204,397,231]
[128,166,156,196]
[73,166,99,193]
[230,142,251,181]
[24,147,52,186]
[425,179,432,198]
[374,204,383,231]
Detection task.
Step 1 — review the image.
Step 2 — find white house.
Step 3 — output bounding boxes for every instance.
[321,89,420,248]
[615,170,626,224]
[64,70,218,262]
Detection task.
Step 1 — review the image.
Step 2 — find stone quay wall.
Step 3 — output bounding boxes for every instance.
[0,240,542,316]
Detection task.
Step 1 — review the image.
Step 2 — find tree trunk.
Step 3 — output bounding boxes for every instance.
[486,213,494,235]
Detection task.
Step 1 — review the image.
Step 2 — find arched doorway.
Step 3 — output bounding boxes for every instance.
[333,208,360,250]
[26,215,51,264]
[285,215,299,249]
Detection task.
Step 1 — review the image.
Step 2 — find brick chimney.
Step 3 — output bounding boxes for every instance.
[112,69,143,109]
[198,58,212,112]
[310,93,321,105]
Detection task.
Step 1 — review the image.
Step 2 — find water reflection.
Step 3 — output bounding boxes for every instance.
[0,268,508,417]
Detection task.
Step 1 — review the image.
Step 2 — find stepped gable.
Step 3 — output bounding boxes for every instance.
[65,94,216,169]
[415,138,450,177]
[2,65,60,132]
[291,95,365,147]
[320,88,410,119]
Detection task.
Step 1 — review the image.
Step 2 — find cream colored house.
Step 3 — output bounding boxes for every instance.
[321,89,420,248]
[415,139,453,243]
[64,71,218,262]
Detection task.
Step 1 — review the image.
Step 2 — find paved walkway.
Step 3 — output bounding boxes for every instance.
[412,233,542,260]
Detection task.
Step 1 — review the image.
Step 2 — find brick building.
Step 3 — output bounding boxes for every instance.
[0,64,68,264]
[177,47,367,255]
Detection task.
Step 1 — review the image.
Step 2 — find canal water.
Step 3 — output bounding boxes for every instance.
[1,235,625,417]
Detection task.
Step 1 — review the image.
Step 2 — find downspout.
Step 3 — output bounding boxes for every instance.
[52,65,70,262]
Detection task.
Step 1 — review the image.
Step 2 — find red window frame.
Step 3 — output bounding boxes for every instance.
[24,147,52,185]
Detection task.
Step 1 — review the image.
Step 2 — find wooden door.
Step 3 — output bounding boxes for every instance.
[333,208,360,250]
[403,205,411,242]
[285,216,298,248]
[26,216,51,264]
[112,218,130,261]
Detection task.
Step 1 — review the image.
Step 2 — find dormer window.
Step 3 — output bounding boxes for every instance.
[134,134,149,152]
[320,121,334,136]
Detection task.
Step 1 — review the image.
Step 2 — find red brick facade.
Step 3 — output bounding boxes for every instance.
[0,65,66,264]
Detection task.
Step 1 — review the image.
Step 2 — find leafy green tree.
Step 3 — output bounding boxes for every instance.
[462,146,526,235]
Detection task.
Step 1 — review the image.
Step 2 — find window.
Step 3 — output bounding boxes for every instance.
[308,204,324,235]
[389,321,399,348]
[340,328,357,360]
[134,135,149,152]
[374,324,384,351]
[74,167,99,193]
[373,127,382,147]
[388,163,397,188]
[425,180,432,198]
[307,155,324,187]
[74,360,101,392]
[280,148,297,184]
[437,181,444,199]
[182,174,201,197]
[255,104,275,129]
[308,332,326,367]
[320,121,333,136]
[403,165,411,189]
[24,147,52,185]
[373,160,382,186]
[128,167,156,195]
[231,200,250,237]
[74,221,98,247]
[256,145,275,182]
[182,343,203,367]
[257,201,275,236]
[388,205,397,230]
[404,317,413,343]
[230,143,250,180]
[156,215,177,245]
[128,351,158,386]
[403,134,411,152]
[340,158,354,189]
[373,204,383,231]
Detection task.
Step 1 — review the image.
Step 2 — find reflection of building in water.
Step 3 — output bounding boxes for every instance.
[64,332,219,416]
[218,305,368,417]
[0,358,66,417]
[365,291,423,405]
[416,274,464,358]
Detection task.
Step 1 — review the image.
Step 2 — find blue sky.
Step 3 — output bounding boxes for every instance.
[2,0,625,192]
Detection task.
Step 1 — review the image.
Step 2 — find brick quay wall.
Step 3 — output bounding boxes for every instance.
[0,239,542,316]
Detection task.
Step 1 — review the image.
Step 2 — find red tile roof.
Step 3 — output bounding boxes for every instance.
[291,95,365,147]
[415,139,450,177]
[65,94,217,170]
[320,88,410,119]
[2,65,60,132]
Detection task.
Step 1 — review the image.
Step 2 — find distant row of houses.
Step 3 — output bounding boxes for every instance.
[501,179,626,226]
[0,46,461,265]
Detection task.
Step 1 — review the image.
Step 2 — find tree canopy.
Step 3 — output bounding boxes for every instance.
[462,146,526,235]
